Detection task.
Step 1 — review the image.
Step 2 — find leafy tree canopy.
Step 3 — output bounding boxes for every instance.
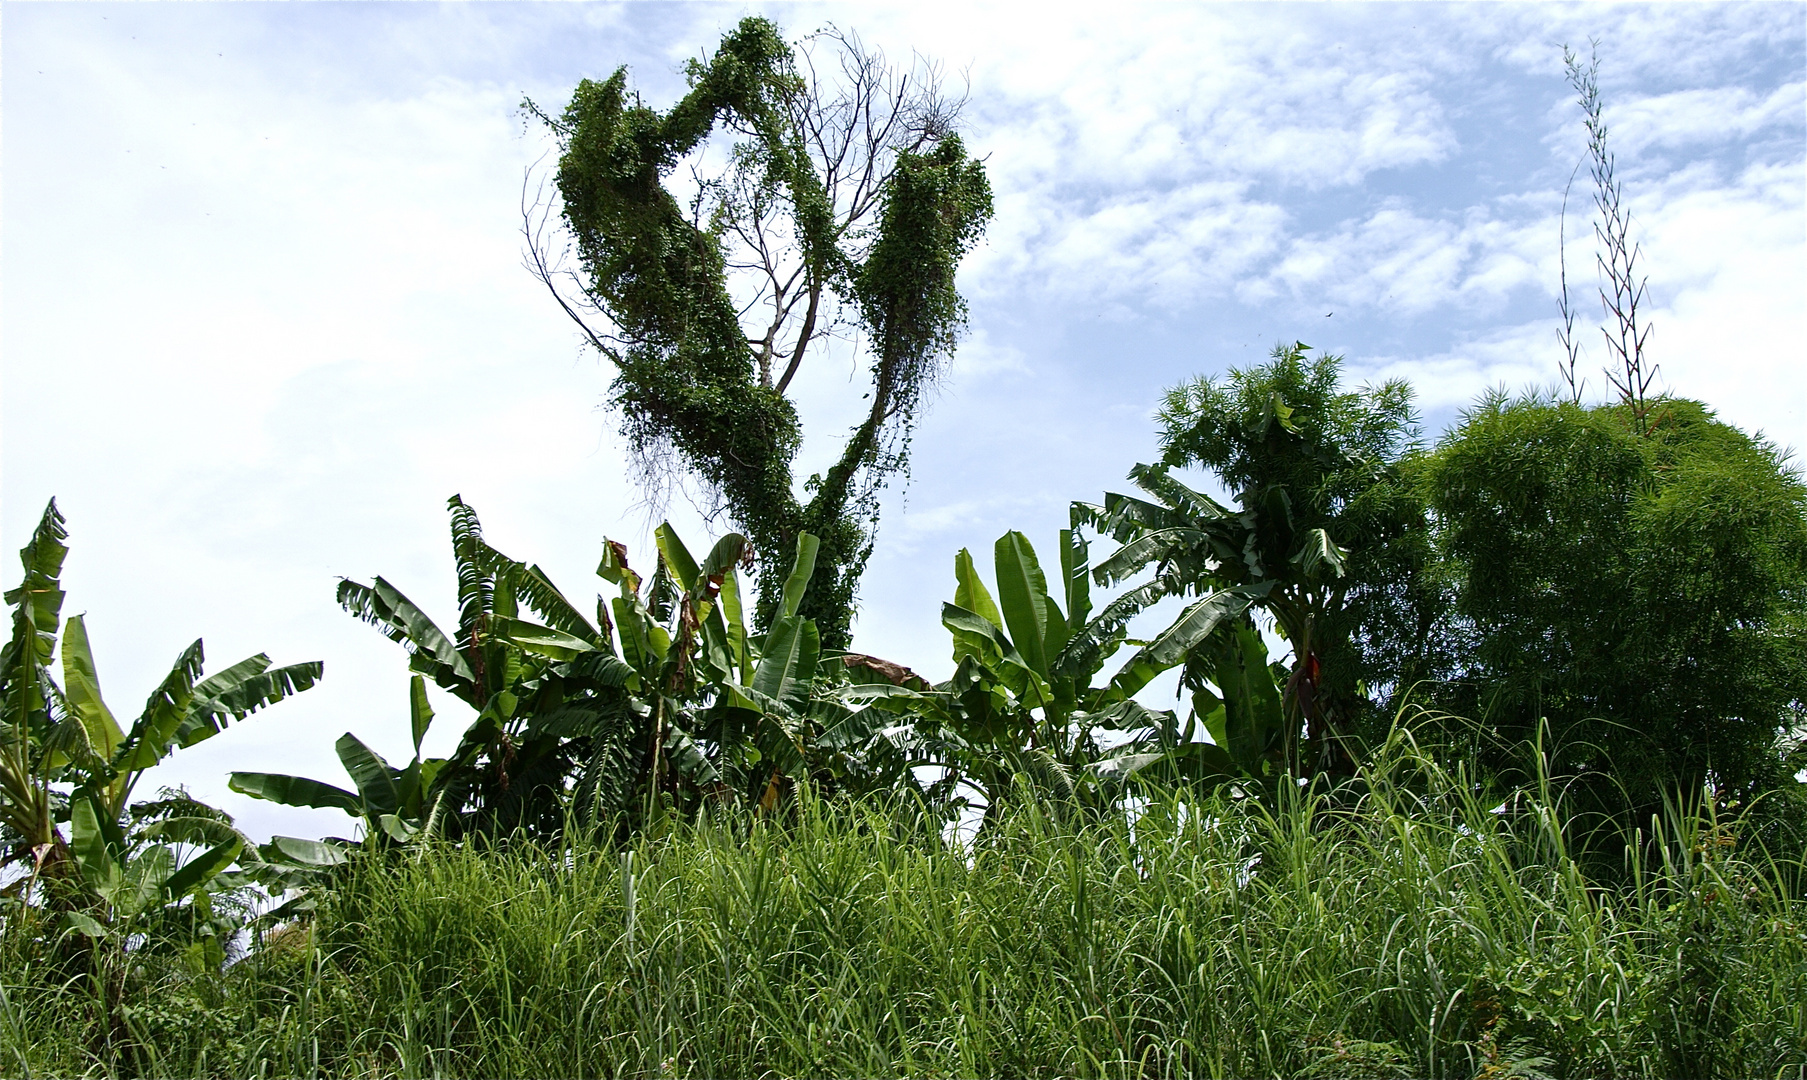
[1140,343,1437,770]
[1421,393,1807,818]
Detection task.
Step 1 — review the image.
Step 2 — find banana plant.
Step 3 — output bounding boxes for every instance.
[232,496,832,848]
[234,496,642,844]
[62,789,266,972]
[0,499,322,941]
[835,526,1258,823]
[605,527,829,814]
[232,674,448,858]
[1069,455,1351,782]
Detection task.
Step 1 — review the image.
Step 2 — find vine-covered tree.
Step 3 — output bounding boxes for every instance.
[524,18,993,649]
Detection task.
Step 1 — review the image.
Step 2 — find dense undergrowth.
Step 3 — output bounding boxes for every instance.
[5,731,1802,1079]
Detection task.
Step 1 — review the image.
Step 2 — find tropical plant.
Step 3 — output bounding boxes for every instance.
[61,789,266,972]
[590,523,830,818]
[232,497,838,849]
[236,496,642,845]
[230,675,448,890]
[1419,393,1807,833]
[1067,343,1435,782]
[0,499,320,956]
[834,526,1254,824]
[523,17,994,647]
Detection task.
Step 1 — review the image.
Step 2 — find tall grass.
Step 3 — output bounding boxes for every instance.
[4,730,1803,1078]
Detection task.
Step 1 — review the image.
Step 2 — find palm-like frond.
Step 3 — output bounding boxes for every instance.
[1050,579,1164,679]
[447,495,496,654]
[3,500,68,651]
[516,563,600,642]
[338,577,474,691]
[1127,462,1233,522]
[115,639,206,775]
[179,657,324,748]
[1088,527,1207,588]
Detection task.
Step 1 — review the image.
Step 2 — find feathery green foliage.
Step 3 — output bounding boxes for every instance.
[1420,393,1807,840]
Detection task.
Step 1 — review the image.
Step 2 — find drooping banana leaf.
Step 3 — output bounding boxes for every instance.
[117,844,173,920]
[1127,462,1235,524]
[568,649,637,688]
[229,771,363,816]
[1051,579,1162,680]
[1289,527,1349,579]
[494,615,597,661]
[1087,527,1201,587]
[113,639,205,776]
[160,835,243,901]
[261,835,350,868]
[696,534,749,589]
[178,656,324,748]
[1082,493,1182,548]
[335,733,401,818]
[1108,585,1268,700]
[660,720,721,788]
[339,577,474,690]
[515,563,601,641]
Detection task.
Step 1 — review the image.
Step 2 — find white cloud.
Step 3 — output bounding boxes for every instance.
[1263,203,1547,317]
[1636,160,1807,451]
[3,1,1800,841]
[977,181,1289,309]
[1614,81,1806,158]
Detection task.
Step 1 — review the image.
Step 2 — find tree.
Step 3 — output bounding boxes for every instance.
[524,18,993,649]
[1420,394,1807,824]
[1072,344,1437,781]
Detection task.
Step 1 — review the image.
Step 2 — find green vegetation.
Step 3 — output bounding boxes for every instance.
[4,735,1803,1078]
[4,26,1805,1080]
[1419,394,1807,848]
[525,17,993,647]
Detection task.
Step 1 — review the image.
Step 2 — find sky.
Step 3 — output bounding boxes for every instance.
[4,2,1803,843]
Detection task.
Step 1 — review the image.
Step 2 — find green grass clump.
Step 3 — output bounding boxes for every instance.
[4,734,1804,1078]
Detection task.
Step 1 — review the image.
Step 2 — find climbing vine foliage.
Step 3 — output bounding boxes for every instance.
[527,18,993,648]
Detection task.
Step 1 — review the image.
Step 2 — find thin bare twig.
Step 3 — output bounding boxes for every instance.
[1563,41,1658,433]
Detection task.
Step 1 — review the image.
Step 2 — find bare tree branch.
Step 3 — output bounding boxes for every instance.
[520,162,617,360]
